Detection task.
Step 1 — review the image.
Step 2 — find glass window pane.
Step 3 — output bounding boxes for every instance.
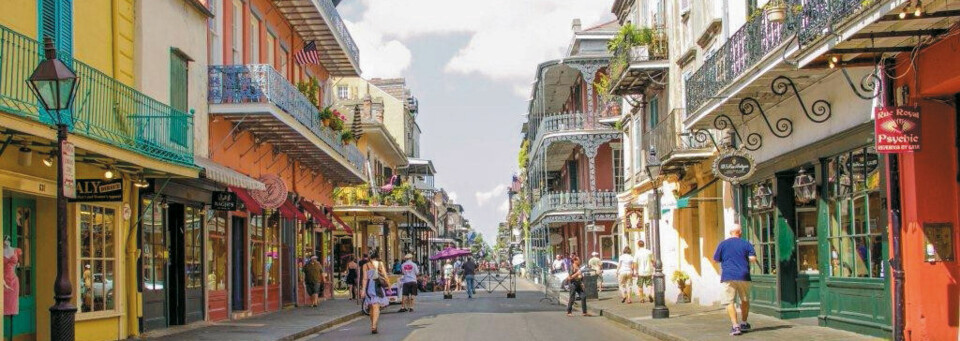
[105,260,115,310]
[81,259,92,312]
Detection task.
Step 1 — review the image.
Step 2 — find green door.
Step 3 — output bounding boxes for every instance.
[3,197,37,339]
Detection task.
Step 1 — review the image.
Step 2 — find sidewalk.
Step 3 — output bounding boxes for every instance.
[550,286,881,340]
[141,299,362,341]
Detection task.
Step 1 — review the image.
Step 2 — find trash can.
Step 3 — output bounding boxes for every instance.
[582,274,599,299]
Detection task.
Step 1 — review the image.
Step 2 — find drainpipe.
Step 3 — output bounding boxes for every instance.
[882,59,905,341]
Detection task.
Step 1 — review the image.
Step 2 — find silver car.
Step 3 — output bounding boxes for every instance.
[554,260,619,291]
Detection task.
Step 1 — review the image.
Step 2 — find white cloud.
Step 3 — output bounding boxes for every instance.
[497,199,510,214]
[349,0,615,96]
[475,184,507,207]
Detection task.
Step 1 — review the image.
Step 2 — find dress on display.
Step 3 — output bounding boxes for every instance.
[4,248,21,315]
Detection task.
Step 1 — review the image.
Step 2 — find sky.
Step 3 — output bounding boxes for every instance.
[338,0,615,243]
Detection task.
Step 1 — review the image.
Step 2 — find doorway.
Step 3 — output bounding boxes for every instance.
[166,204,204,325]
[281,219,296,307]
[3,195,36,341]
[141,197,168,330]
[231,216,246,311]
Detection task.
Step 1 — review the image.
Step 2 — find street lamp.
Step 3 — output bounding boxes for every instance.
[27,36,79,340]
[645,147,669,319]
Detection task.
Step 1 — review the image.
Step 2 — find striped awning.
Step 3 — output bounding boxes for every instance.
[195,157,266,191]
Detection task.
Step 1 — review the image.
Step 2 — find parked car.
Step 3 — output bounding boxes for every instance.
[553,260,619,291]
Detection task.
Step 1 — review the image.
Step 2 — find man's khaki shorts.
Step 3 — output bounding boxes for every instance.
[721,281,751,305]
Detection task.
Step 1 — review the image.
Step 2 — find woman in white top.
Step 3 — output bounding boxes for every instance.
[616,246,637,304]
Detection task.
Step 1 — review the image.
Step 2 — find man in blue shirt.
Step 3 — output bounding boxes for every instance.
[713,227,757,336]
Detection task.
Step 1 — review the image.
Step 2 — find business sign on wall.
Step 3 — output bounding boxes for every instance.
[875,106,921,153]
[70,179,123,202]
[211,191,238,211]
[712,149,756,184]
[251,174,288,209]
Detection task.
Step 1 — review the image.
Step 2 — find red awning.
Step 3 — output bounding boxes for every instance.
[301,200,333,229]
[279,199,307,221]
[331,211,354,234]
[229,186,262,215]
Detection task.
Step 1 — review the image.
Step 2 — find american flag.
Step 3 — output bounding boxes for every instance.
[294,41,320,65]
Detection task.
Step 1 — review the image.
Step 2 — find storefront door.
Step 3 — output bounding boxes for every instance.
[2,196,36,340]
[281,219,295,307]
[166,204,204,325]
[230,216,246,311]
[142,198,168,330]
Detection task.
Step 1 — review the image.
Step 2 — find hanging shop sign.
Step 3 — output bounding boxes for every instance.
[61,140,76,198]
[211,191,238,211]
[251,174,288,209]
[70,179,123,202]
[875,106,921,153]
[712,149,756,184]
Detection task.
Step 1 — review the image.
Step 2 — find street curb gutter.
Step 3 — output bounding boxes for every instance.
[279,310,364,341]
[549,288,686,341]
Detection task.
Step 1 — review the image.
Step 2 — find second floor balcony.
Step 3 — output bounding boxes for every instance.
[530,190,618,224]
[0,24,195,168]
[530,111,620,154]
[208,64,365,184]
[642,109,719,174]
[608,26,669,95]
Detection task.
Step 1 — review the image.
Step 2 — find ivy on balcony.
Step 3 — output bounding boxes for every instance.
[601,23,668,95]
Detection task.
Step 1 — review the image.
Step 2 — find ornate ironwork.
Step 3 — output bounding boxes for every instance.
[771,75,832,123]
[739,97,793,138]
[841,67,881,100]
[530,191,618,223]
[692,128,721,152]
[714,114,762,151]
[685,0,882,116]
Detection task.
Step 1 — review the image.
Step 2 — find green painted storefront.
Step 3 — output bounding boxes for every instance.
[738,126,892,338]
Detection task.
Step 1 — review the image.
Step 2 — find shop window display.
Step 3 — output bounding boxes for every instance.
[185,206,204,289]
[206,210,228,291]
[251,214,265,287]
[79,204,117,313]
[745,180,777,275]
[826,146,884,278]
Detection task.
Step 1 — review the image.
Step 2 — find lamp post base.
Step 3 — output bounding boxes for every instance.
[50,303,77,340]
[652,272,670,319]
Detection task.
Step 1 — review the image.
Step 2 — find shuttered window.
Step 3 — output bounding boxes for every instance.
[170,51,189,146]
[39,0,72,63]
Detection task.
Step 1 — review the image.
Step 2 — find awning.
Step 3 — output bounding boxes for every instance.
[279,199,307,221]
[301,201,333,229]
[195,157,266,191]
[229,186,263,215]
[330,212,354,234]
[677,178,721,209]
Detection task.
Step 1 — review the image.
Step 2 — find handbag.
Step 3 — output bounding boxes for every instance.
[371,262,390,292]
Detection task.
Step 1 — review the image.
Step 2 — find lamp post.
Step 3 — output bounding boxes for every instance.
[645,147,669,319]
[27,37,80,340]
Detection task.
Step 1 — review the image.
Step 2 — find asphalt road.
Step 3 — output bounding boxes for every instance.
[303,280,656,341]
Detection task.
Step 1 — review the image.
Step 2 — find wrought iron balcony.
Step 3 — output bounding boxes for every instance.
[685,0,879,119]
[0,24,195,167]
[642,109,718,173]
[276,0,360,76]
[208,64,366,183]
[531,111,619,145]
[530,190,618,223]
[608,27,669,95]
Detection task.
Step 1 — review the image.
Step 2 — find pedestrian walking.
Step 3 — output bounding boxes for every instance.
[635,241,654,302]
[552,254,566,274]
[588,252,602,292]
[566,256,591,317]
[399,254,420,313]
[616,246,636,304]
[302,256,324,307]
[713,227,758,336]
[393,258,402,274]
[343,255,359,300]
[462,256,478,299]
[443,260,454,292]
[360,252,390,334]
[453,258,463,291]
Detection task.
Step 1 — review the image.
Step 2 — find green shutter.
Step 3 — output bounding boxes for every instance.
[39,0,72,63]
[169,51,189,146]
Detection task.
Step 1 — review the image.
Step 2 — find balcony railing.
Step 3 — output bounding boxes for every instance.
[609,27,668,85]
[0,25,194,166]
[685,0,878,118]
[642,109,716,164]
[532,111,620,144]
[208,64,365,172]
[530,190,618,223]
[315,0,360,71]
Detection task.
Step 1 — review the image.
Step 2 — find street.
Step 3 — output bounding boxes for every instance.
[304,281,656,341]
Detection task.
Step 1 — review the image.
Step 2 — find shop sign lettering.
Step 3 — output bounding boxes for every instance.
[712,150,756,184]
[211,191,238,211]
[70,179,123,202]
[61,140,75,198]
[875,106,921,153]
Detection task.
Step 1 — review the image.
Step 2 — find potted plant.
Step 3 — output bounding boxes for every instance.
[341,131,355,145]
[355,185,370,205]
[329,115,344,132]
[319,106,333,126]
[764,0,788,23]
[672,270,691,303]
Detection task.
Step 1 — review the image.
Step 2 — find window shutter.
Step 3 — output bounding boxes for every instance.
[170,52,190,146]
[40,0,72,63]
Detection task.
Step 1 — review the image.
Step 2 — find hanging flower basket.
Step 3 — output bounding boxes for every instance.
[765,2,787,23]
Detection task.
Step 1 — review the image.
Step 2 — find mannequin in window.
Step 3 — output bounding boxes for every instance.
[4,236,21,315]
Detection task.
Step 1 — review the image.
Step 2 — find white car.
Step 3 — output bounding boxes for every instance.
[553,260,619,291]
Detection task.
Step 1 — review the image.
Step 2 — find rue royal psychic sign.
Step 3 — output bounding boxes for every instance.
[70,179,123,202]
[875,106,921,153]
[713,149,756,184]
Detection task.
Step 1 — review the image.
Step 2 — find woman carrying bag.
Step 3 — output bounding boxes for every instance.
[360,251,391,334]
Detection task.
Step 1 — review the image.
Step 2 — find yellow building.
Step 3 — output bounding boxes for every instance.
[0,1,199,340]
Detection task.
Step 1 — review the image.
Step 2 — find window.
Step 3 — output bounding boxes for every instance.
[566,160,578,191]
[231,0,242,64]
[278,46,289,79]
[293,64,301,84]
[612,145,624,192]
[632,115,642,172]
[79,204,118,313]
[249,16,260,63]
[250,214,264,287]
[184,206,203,289]
[648,97,659,130]
[745,180,776,275]
[206,210,228,291]
[826,146,884,278]
[209,0,223,65]
[141,199,165,294]
[337,85,349,99]
[266,32,275,68]
[266,213,280,285]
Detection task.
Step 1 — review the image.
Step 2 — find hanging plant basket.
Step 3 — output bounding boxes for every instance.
[765,3,787,23]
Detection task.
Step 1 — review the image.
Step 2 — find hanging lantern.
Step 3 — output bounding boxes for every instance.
[753,184,775,209]
[793,169,817,204]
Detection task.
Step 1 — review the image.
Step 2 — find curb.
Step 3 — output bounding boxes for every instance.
[551,289,687,341]
[279,310,364,341]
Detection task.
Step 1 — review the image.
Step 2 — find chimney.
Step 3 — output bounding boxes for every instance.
[572,19,582,32]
